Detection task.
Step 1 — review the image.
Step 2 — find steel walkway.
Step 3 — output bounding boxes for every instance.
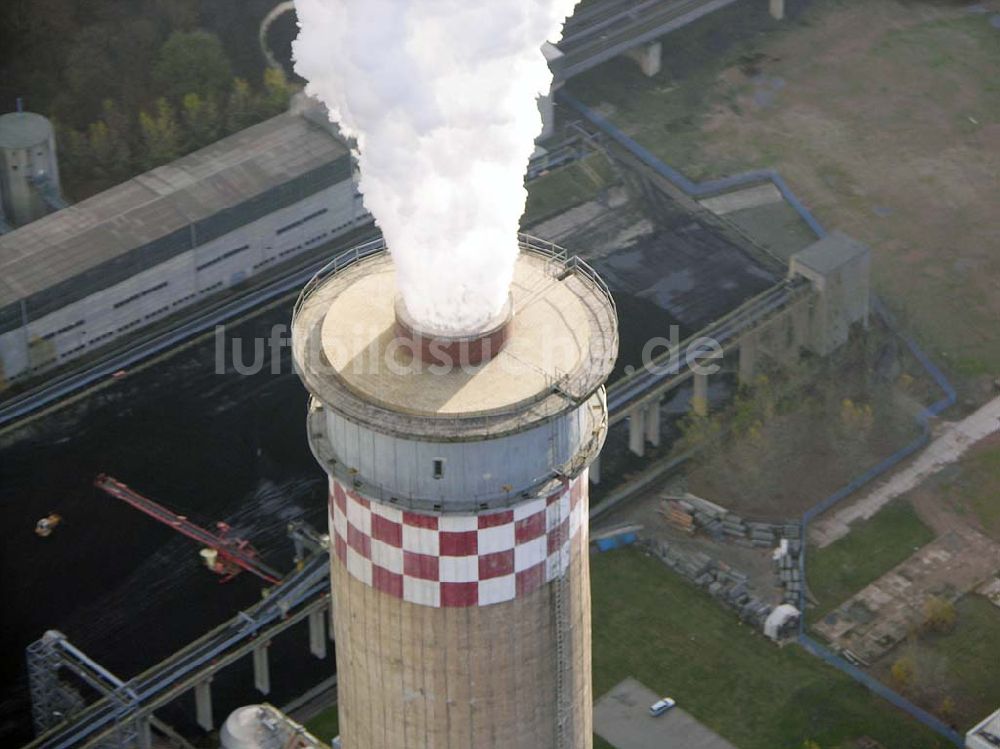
[554,0,741,80]
[26,553,330,749]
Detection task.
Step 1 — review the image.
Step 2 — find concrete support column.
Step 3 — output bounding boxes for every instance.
[626,41,662,77]
[692,372,709,417]
[136,717,152,749]
[537,88,556,142]
[628,409,646,457]
[739,331,759,386]
[770,308,800,367]
[770,0,785,20]
[590,453,602,485]
[194,679,213,732]
[644,402,661,447]
[308,608,327,659]
[790,300,809,355]
[253,643,271,695]
[538,42,563,142]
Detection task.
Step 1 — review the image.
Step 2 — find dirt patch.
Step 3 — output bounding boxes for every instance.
[686,403,913,520]
[678,327,923,521]
[597,484,786,609]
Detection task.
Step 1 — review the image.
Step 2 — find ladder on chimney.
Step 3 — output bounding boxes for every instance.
[552,487,571,749]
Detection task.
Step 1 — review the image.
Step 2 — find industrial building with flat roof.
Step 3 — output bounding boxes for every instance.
[0,99,365,385]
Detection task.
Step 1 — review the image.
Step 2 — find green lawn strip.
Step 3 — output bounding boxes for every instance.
[567,55,729,181]
[723,202,820,261]
[591,548,947,749]
[304,703,339,743]
[946,442,1000,538]
[807,500,935,621]
[523,152,618,227]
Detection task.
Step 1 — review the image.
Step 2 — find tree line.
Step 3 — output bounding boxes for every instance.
[58,31,295,198]
[1,1,297,200]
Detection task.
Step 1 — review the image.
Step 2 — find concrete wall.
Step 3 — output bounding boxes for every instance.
[0,178,363,381]
[322,393,603,507]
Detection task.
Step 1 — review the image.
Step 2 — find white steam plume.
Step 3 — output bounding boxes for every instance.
[293,0,579,333]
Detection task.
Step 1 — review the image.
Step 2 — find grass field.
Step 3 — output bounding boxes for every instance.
[522,152,618,227]
[304,704,339,745]
[926,437,1000,541]
[566,0,779,179]
[873,595,1000,730]
[567,0,1000,396]
[591,549,948,749]
[806,500,936,620]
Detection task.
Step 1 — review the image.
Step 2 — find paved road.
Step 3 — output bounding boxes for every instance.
[810,394,1000,547]
[594,678,738,749]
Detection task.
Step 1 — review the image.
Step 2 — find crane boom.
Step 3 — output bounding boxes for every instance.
[94,474,282,585]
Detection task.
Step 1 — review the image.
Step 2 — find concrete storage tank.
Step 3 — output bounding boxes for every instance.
[292,235,618,749]
[220,704,326,749]
[0,109,64,228]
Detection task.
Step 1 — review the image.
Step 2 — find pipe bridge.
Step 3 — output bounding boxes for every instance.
[25,551,331,749]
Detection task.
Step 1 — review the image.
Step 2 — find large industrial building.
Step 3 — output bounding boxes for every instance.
[292,238,618,748]
[0,100,366,386]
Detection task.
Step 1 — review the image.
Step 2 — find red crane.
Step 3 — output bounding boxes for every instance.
[94,474,283,585]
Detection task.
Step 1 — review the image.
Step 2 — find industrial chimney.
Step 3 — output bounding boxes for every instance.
[292,235,617,748]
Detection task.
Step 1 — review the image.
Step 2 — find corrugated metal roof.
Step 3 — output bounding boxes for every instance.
[0,110,348,308]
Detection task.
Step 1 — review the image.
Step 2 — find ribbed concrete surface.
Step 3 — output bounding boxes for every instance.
[330,504,593,749]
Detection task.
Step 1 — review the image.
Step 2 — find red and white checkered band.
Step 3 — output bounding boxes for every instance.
[327,472,588,608]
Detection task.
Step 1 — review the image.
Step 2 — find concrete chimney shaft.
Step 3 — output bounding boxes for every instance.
[292,237,618,749]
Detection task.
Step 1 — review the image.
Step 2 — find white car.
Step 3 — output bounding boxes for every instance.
[649,697,676,717]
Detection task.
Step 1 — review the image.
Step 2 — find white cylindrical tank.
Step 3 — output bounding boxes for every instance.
[0,110,63,227]
[292,237,618,749]
[220,704,322,749]
[220,706,264,749]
